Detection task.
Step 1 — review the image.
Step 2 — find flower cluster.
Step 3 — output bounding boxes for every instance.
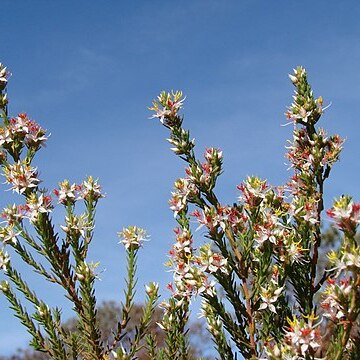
[1,204,28,224]
[54,177,105,206]
[253,214,281,248]
[283,314,322,357]
[169,227,193,260]
[197,243,228,274]
[238,176,269,208]
[0,194,53,226]
[25,193,53,223]
[326,195,360,237]
[286,66,323,126]
[165,229,219,306]
[192,204,247,235]
[0,225,20,245]
[280,235,308,265]
[53,180,82,205]
[149,90,185,127]
[169,178,198,217]
[184,147,223,189]
[320,278,350,322]
[203,147,223,181]
[286,128,344,180]
[321,251,359,324]
[0,113,48,151]
[3,161,40,194]
[118,226,148,250]
[236,177,309,266]
[80,176,105,202]
[167,228,199,297]
[327,246,360,277]
[61,213,93,239]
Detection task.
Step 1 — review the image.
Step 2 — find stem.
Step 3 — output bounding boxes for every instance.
[310,177,324,304]
[242,281,257,358]
[333,292,358,359]
[106,248,137,354]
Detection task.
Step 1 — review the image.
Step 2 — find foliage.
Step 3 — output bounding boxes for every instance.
[1,62,360,359]
[0,302,211,360]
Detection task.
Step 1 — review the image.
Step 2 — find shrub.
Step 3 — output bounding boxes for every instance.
[1,63,359,359]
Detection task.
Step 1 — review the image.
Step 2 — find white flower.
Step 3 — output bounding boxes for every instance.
[80,176,105,201]
[0,225,20,244]
[54,180,80,205]
[198,244,228,274]
[118,226,148,250]
[258,285,284,313]
[0,249,10,271]
[26,193,53,223]
[60,214,92,238]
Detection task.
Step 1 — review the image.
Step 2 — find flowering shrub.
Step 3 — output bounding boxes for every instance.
[1,62,360,360]
[0,63,159,360]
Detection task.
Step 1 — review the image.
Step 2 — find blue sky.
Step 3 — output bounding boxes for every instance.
[1,0,360,355]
